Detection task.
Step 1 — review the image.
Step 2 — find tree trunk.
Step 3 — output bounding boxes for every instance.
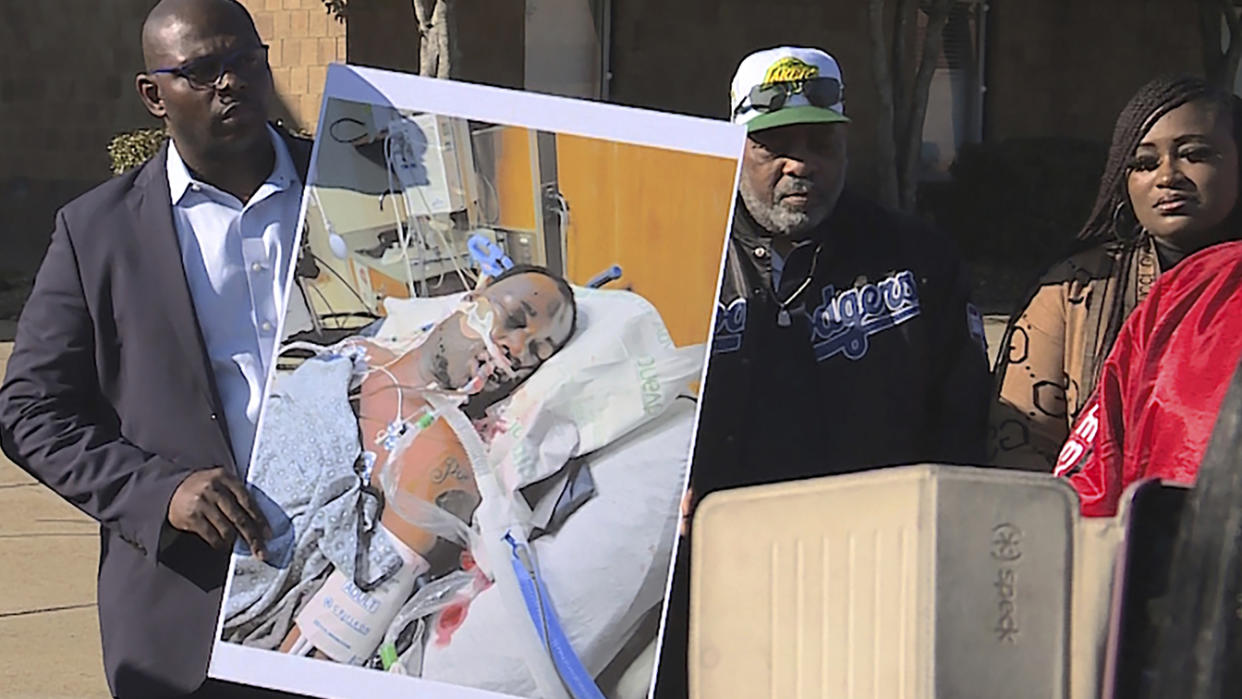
[1220,0,1242,91]
[433,0,452,79]
[891,0,916,156]
[1200,0,1242,90]
[868,0,900,210]
[412,0,453,78]
[1200,0,1224,86]
[897,0,952,211]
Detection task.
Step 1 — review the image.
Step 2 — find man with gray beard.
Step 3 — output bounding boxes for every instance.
[693,44,989,496]
[653,47,990,697]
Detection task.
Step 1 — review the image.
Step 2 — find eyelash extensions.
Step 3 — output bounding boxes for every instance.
[1127,144,1220,172]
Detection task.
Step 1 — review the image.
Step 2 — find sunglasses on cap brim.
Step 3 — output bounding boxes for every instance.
[734,77,842,117]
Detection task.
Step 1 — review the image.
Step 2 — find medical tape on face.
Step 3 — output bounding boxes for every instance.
[293,523,429,665]
[461,298,516,380]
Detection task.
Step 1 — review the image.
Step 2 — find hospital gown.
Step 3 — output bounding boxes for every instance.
[222,355,406,649]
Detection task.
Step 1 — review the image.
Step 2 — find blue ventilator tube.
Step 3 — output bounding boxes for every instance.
[586,265,623,289]
[504,532,606,699]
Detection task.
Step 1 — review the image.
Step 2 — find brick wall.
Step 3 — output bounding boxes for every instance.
[241,0,346,132]
[0,0,345,282]
[0,0,152,182]
[0,0,345,182]
[0,0,153,277]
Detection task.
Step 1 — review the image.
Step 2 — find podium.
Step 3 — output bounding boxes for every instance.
[688,464,1139,699]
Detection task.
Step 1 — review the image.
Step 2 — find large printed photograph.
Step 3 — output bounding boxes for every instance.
[206,64,744,699]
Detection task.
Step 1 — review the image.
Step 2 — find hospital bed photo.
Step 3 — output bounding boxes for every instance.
[208,84,741,699]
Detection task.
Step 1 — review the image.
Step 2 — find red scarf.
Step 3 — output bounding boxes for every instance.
[1055,241,1242,517]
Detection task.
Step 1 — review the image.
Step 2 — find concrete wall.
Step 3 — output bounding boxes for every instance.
[605,0,1209,195]
[345,0,525,91]
[985,0,1205,143]
[526,0,602,99]
[607,0,886,193]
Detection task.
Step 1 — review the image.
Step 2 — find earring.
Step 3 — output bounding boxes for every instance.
[1111,201,1141,242]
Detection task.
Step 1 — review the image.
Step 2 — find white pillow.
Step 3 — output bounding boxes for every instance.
[380,287,704,493]
[419,400,695,696]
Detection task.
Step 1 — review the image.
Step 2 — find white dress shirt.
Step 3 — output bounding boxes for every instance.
[167,125,302,475]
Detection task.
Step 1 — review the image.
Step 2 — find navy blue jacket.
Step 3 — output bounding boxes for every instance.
[0,134,309,698]
[691,191,991,499]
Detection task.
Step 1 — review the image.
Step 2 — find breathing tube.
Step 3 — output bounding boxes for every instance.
[276,272,603,696]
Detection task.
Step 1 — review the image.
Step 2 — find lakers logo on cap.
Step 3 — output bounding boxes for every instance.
[763,57,819,85]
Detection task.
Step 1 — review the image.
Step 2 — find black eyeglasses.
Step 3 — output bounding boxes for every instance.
[735,77,843,117]
[151,44,270,90]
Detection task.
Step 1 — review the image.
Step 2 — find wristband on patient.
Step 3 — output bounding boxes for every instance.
[293,523,429,664]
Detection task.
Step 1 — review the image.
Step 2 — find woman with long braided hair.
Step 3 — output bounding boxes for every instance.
[990,75,1242,471]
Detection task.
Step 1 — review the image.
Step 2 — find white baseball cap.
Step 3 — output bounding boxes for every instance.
[729,46,849,132]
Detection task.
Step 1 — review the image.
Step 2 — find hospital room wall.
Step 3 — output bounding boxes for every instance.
[491,127,538,234]
[299,122,736,346]
[491,130,736,349]
[300,191,414,321]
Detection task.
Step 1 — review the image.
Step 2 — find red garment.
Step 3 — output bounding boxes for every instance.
[1053,241,1242,517]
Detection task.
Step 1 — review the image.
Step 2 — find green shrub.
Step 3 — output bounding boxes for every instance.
[107,128,169,174]
[321,1,347,20]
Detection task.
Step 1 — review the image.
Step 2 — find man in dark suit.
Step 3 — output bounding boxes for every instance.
[0,1,313,696]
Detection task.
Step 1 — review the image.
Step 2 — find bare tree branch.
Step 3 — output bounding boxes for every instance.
[441,0,458,80]
[412,0,442,77]
[898,0,952,210]
[868,0,900,209]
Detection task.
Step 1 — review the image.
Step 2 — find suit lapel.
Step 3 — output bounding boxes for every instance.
[280,130,314,322]
[128,147,236,459]
[281,131,313,183]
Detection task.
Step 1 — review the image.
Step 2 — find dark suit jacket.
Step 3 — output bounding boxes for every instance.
[0,130,311,698]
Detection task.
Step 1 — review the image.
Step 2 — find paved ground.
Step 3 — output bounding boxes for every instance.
[0,342,109,699]
[0,316,1011,699]
[983,315,1008,368]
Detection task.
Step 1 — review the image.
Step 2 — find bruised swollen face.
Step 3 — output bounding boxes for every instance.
[419,271,576,400]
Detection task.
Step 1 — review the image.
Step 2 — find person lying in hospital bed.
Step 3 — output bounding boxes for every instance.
[226,265,576,665]
[223,265,700,697]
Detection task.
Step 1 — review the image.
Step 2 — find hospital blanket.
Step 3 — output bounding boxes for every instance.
[222,356,405,648]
